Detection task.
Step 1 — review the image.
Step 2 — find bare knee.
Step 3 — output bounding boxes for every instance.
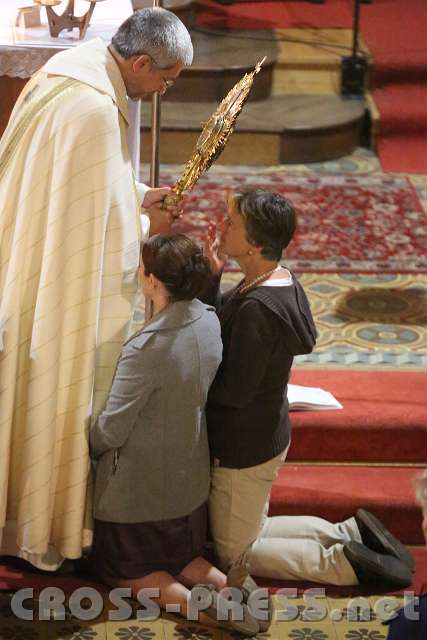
[178,556,227,591]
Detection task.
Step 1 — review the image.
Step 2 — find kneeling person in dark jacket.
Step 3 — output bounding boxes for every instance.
[204,190,413,598]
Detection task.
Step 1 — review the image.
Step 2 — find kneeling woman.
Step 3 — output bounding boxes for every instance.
[204,190,411,591]
[89,235,229,627]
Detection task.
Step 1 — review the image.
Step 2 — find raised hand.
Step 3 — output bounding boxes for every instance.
[204,221,227,275]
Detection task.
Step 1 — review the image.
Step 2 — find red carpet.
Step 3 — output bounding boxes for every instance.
[377,135,427,176]
[0,562,107,594]
[266,368,427,591]
[359,0,427,173]
[288,370,427,463]
[269,465,425,545]
[0,552,425,595]
[196,0,352,30]
[196,0,427,173]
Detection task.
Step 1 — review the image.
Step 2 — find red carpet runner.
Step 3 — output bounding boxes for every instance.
[287,370,427,463]
[196,0,352,30]
[267,368,427,594]
[359,0,427,173]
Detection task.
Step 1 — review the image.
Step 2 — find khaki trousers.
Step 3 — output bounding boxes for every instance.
[209,450,360,586]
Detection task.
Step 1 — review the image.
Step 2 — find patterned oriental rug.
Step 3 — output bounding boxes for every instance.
[167,171,427,273]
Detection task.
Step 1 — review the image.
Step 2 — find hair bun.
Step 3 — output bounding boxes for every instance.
[142,234,212,301]
[181,251,211,298]
[184,251,204,273]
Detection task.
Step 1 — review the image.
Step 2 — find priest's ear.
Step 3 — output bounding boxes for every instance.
[131,54,152,75]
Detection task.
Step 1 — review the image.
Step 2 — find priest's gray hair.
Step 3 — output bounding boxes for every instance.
[111,8,193,68]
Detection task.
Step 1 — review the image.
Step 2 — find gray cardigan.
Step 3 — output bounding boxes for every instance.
[90,299,222,523]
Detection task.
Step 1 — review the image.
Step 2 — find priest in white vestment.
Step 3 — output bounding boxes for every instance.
[0,8,193,570]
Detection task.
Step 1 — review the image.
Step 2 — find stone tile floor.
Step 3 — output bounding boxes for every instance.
[0,591,406,640]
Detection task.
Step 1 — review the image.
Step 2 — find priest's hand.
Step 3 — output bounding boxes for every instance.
[142,187,183,213]
[146,202,183,235]
[143,187,183,235]
[142,187,173,209]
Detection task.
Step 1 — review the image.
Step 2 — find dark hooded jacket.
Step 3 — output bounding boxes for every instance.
[205,273,316,468]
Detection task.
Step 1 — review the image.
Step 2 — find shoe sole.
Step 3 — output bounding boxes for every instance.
[344,542,412,588]
[356,509,415,572]
[228,572,273,632]
[194,584,260,636]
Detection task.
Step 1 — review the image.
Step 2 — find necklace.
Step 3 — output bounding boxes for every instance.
[231,264,282,300]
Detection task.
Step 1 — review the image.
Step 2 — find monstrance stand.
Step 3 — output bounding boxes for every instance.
[34,0,106,39]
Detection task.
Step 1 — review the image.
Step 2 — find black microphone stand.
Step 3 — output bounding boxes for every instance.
[341,0,368,96]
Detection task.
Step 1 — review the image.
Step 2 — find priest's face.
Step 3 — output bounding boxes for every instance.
[127,55,183,100]
[219,195,254,259]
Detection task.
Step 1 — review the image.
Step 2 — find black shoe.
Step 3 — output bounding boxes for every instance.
[227,565,273,632]
[355,509,415,572]
[343,541,412,589]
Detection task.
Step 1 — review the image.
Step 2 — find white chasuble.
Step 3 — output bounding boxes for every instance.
[0,39,148,569]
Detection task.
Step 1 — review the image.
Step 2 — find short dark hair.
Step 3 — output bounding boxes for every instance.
[233,190,297,261]
[141,234,212,301]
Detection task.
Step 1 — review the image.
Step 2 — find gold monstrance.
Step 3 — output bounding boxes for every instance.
[164,57,266,206]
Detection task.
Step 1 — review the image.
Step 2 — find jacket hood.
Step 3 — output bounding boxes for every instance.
[42,38,129,124]
[245,275,317,355]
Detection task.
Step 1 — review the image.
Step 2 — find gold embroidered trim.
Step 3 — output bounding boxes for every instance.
[0,78,81,181]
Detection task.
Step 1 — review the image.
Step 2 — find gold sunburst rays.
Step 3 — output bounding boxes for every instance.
[164,57,266,206]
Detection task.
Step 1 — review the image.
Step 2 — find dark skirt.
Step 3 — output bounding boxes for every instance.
[89,501,207,580]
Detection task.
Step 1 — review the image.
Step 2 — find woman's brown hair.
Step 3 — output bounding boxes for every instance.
[142,234,212,300]
[233,189,296,261]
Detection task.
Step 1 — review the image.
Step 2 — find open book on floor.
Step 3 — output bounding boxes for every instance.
[287,384,343,411]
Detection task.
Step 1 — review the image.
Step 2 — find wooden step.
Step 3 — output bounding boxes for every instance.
[163,28,278,102]
[141,94,366,165]
[273,28,372,95]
